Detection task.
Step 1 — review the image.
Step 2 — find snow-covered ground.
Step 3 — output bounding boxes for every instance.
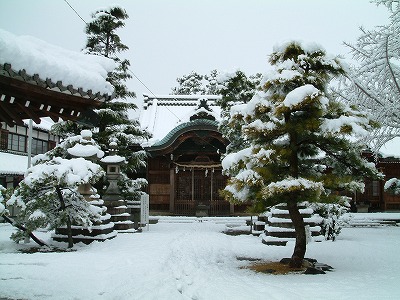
[1,215,400,300]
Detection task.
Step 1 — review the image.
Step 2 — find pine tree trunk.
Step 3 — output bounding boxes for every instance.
[56,186,73,248]
[66,216,73,249]
[2,215,47,247]
[285,112,306,268]
[287,198,306,268]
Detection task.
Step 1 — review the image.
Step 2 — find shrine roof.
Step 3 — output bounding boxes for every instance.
[139,94,222,146]
[151,118,219,148]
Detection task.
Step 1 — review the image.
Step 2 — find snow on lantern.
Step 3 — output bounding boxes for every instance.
[67,130,104,200]
[67,130,104,161]
[101,141,125,199]
[100,141,135,232]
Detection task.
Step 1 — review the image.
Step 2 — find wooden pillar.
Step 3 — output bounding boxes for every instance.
[169,168,175,213]
[210,169,213,202]
[191,168,194,202]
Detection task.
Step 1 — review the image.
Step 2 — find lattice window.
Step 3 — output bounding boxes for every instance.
[176,172,192,201]
[8,133,26,152]
[31,138,49,155]
[0,129,8,150]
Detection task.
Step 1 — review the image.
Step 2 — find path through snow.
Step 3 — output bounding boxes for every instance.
[1,219,400,299]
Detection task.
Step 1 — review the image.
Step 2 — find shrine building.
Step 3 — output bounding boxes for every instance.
[139,94,245,216]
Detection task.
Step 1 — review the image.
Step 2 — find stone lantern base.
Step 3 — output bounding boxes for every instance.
[52,199,117,244]
[261,203,324,246]
[104,198,135,232]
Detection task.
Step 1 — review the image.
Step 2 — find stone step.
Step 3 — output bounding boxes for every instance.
[264,230,322,238]
[262,204,323,246]
[114,222,135,231]
[262,240,288,246]
[55,222,115,237]
[52,230,117,245]
[110,214,131,222]
[104,199,126,206]
[107,207,127,215]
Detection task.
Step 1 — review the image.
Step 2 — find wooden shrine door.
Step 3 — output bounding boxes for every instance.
[175,168,230,216]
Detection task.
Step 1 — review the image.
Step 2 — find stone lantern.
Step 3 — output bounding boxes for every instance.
[53,130,116,244]
[101,141,125,200]
[67,130,104,201]
[101,141,135,232]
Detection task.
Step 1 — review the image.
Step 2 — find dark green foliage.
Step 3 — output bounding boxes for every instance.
[171,71,206,95]
[216,71,262,111]
[222,41,381,266]
[85,5,134,100]
[8,154,104,247]
[51,120,83,138]
[217,70,262,154]
[81,6,149,197]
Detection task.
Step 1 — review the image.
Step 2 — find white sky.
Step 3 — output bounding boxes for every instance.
[1,0,398,154]
[0,0,389,96]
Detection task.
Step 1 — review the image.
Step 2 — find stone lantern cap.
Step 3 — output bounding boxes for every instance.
[67,130,104,160]
[100,141,126,165]
[100,155,125,165]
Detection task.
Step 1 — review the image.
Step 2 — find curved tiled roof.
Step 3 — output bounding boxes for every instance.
[150,118,219,149]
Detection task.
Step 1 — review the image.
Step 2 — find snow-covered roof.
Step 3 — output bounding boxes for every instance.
[0,151,28,175]
[139,94,222,146]
[0,29,115,95]
[22,118,54,132]
[0,29,116,127]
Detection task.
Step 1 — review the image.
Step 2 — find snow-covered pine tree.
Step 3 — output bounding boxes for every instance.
[49,7,134,138]
[171,71,207,95]
[1,184,48,247]
[204,69,220,95]
[0,184,6,216]
[216,70,262,154]
[336,0,399,151]
[384,177,400,194]
[7,156,105,248]
[85,5,132,100]
[84,5,149,197]
[171,69,258,96]
[222,41,380,268]
[0,185,13,218]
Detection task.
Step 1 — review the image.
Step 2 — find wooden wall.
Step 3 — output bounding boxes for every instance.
[147,156,171,212]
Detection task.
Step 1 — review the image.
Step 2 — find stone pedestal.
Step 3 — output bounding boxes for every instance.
[195,203,209,217]
[261,203,323,246]
[52,191,117,244]
[103,198,135,232]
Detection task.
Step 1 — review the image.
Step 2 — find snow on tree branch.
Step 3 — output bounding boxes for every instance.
[337,0,400,151]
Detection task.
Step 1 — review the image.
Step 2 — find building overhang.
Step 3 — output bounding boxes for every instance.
[144,119,228,157]
[0,63,113,127]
